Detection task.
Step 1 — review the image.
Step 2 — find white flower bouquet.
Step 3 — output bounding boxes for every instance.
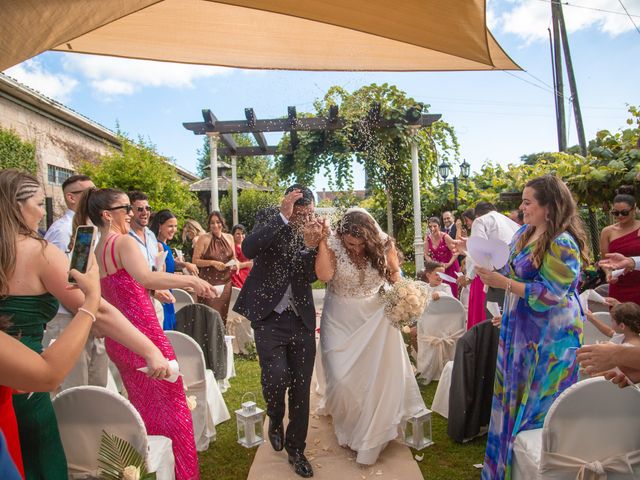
[381,279,429,329]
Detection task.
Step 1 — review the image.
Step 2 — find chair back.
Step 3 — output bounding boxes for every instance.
[594,283,610,297]
[418,296,466,336]
[229,287,241,312]
[540,377,640,479]
[584,312,612,345]
[173,288,195,314]
[165,331,207,387]
[52,386,148,477]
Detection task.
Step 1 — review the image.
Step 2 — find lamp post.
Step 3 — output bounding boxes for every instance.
[438,159,470,208]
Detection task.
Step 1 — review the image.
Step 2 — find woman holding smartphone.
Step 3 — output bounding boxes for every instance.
[76,187,216,480]
[0,170,171,480]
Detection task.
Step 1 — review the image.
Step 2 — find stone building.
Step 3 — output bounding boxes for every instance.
[0,72,196,226]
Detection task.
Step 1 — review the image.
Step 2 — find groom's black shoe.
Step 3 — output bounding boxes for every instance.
[288,452,314,478]
[268,420,284,451]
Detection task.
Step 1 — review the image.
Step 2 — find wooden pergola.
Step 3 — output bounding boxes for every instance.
[183,106,441,271]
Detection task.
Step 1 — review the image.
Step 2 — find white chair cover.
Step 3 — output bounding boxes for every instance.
[416,296,466,384]
[312,288,326,311]
[513,377,640,480]
[431,360,453,418]
[165,331,230,452]
[172,288,195,314]
[217,335,236,392]
[584,312,612,345]
[227,287,255,355]
[52,386,175,479]
[594,283,610,297]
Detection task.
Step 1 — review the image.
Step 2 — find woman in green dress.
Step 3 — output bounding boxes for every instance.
[0,169,171,479]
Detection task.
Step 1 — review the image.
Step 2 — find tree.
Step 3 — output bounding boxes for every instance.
[0,127,37,173]
[80,133,203,224]
[196,134,281,187]
[219,188,281,232]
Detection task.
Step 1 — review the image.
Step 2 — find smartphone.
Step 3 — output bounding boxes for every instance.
[68,225,97,283]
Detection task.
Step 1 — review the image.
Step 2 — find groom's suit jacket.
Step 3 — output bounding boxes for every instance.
[233,207,318,332]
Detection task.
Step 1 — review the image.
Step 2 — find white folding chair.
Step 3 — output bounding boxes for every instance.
[172,288,195,314]
[52,386,175,479]
[165,331,230,452]
[513,377,640,480]
[227,286,255,355]
[584,311,612,345]
[595,283,610,298]
[416,296,466,384]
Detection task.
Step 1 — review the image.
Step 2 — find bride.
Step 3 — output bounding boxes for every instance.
[315,209,428,465]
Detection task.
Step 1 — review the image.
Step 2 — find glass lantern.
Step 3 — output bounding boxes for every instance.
[236,392,265,448]
[402,409,434,450]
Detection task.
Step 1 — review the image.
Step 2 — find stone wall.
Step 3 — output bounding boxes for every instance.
[0,95,117,220]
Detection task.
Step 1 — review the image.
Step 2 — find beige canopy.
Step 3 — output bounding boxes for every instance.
[1,0,519,72]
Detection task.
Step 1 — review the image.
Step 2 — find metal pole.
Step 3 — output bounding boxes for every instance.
[207,133,219,212]
[410,127,425,273]
[386,193,394,237]
[231,155,239,226]
[453,176,459,209]
[550,3,567,152]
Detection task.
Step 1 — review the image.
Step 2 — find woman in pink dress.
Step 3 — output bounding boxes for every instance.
[230,224,253,289]
[424,216,460,297]
[600,186,640,305]
[77,188,217,480]
[459,209,487,329]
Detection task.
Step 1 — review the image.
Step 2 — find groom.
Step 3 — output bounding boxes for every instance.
[234,185,321,478]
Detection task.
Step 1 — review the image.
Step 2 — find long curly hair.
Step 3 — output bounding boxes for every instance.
[336,211,388,278]
[0,169,45,297]
[516,174,589,268]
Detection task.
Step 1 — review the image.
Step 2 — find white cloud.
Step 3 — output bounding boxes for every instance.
[4,60,78,102]
[62,54,232,96]
[491,0,640,44]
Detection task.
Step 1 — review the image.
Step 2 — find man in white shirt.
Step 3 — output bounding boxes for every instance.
[43,174,109,389]
[128,191,172,325]
[464,202,520,316]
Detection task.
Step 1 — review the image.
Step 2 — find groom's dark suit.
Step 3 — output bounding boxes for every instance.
[233,206,317,456]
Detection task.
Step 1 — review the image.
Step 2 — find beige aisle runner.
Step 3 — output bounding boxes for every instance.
[247,379,424,480]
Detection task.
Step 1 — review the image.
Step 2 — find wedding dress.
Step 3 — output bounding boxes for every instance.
[316,232,428,465]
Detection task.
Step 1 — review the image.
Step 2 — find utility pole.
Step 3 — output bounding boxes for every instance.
[550,2,567,152]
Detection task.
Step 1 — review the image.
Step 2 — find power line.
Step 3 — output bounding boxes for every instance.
[535,0,640,18]
[618,0,640,35]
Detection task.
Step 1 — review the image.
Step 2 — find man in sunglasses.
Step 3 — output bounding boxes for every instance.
[43,174,109,391]
[128,190,174,321]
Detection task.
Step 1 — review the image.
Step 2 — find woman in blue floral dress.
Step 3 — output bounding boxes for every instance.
[476,174,590,480]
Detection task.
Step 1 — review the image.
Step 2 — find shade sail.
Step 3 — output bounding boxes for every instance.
[0,0,519,72]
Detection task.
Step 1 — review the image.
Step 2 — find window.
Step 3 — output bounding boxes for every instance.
[47,165,74,185]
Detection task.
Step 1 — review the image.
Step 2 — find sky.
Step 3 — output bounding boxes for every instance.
[4,0,640,193]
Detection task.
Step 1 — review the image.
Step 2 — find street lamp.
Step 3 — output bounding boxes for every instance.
[438,159,470,208]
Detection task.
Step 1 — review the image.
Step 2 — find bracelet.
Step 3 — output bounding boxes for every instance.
[505,279,512,295]
[77,307,97,323]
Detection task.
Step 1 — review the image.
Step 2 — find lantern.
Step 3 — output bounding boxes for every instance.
[402,410,434,450]
[235,392,265,448]
[437,161,450,180]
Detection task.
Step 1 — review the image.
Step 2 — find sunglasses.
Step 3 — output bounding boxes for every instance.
[611,209,632,217]
[136,206,152,213]
[106,204,133,214]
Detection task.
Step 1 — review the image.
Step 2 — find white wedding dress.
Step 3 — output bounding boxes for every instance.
[316,233,428,465]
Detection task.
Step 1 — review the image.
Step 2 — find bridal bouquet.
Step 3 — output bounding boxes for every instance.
[381,279,429,329]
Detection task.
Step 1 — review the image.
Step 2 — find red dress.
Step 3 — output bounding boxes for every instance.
[427,235,460,297]
[0,386,24,478]
[608,227,640,304]
[231,243,251,288]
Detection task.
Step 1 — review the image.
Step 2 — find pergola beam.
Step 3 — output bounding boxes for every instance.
[244,108,268,153]
[202,109,238,153]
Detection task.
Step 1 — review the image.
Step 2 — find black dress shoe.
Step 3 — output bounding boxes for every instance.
[288,452,314,478]
[268,420,284,451]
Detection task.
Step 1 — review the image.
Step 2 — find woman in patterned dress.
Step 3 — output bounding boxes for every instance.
[476,175,589,480]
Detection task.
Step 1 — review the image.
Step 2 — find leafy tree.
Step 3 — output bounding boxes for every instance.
[80,133,203,224]
[219,188,282,232]
[196,134,281,187]
[0,127,37,173]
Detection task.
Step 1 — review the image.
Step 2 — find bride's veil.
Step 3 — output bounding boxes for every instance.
[345,207,389,242]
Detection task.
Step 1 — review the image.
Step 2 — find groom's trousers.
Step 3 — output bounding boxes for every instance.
[254,309,316,455]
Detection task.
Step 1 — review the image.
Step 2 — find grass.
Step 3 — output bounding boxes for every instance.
[199,358,486,480]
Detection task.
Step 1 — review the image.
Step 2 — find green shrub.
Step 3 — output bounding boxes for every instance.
[0,127,37,173]
[219,189,282,232]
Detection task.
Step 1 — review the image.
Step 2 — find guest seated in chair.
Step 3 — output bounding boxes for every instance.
[585,302,640,346]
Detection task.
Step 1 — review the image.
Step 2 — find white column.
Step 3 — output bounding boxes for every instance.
[411,127,425,273]
[207,133,219,212]
[231,155,239,226]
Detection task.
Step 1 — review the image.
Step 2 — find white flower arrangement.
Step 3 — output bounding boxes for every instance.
[381,279,429,329]
[186,395,198,411]
[123,465,141,480]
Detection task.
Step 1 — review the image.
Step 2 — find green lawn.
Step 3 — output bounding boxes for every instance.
[200,357,485,480]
